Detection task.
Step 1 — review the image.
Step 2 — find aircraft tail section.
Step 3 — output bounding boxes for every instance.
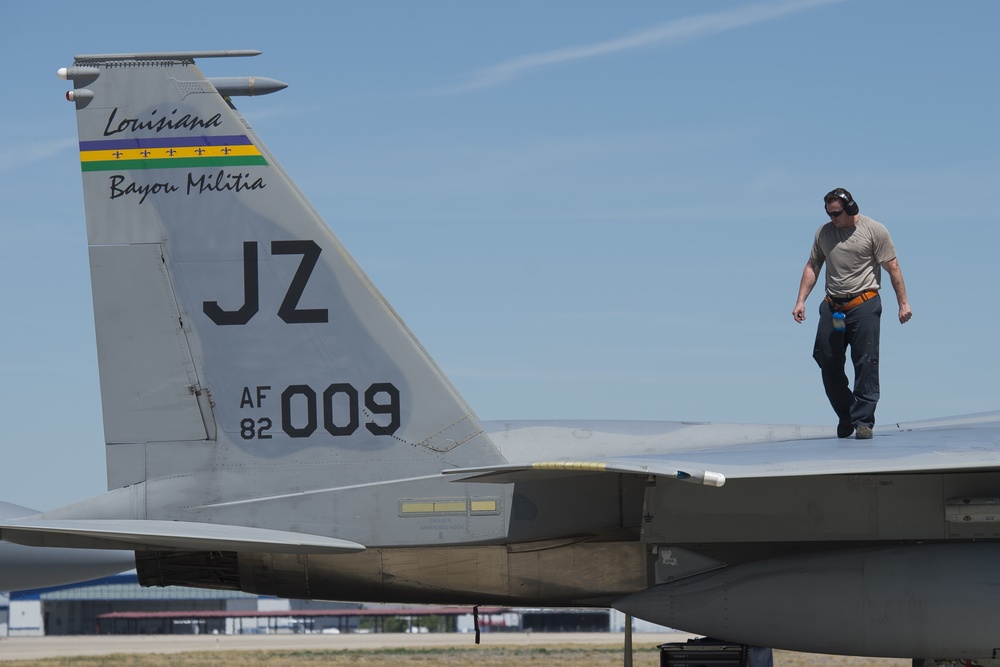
[57,51,505,537]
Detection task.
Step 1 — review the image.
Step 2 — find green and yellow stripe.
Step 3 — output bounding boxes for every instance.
[79,135,267,172]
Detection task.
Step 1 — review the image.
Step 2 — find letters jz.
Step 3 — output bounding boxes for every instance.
[204,240,328,326]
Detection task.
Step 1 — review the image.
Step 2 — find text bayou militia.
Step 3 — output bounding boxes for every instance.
[109,170,266,204]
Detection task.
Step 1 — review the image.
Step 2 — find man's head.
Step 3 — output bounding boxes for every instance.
[824,188,859,228]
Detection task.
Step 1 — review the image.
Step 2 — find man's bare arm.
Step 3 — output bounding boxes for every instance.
[793,260,819,323]
[881,257,912,324]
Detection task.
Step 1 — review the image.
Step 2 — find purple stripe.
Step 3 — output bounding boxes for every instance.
[79,135,252,151]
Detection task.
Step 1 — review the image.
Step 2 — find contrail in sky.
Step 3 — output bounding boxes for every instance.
[431,0,845,95]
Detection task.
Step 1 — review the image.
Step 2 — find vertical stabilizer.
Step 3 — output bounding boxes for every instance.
[63,52,505,522]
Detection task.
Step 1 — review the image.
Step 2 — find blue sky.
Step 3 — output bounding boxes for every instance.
[1,0,997,509]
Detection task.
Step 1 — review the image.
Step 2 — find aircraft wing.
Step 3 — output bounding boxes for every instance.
[0,518,366,554]
[447,411,1000,485]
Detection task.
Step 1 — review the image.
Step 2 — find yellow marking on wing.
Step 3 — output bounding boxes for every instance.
[400,500,467,514]
[400,502,436,513]
[433,501,468,513]
[531,461,608,472]
[470,500,498,512]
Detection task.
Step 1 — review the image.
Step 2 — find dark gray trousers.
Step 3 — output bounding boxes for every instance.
[812,294,882,428]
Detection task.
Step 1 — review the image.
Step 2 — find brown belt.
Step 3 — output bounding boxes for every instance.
[824,290,878,312]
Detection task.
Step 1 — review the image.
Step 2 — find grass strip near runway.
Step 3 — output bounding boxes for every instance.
[0,646,911,667]
[0,645,664,666]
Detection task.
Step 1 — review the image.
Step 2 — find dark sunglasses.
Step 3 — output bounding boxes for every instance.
[826,209,845,218]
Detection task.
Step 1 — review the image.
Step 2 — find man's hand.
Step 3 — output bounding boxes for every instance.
[793,302,807,323]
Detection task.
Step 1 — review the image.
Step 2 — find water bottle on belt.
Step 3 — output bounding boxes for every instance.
[832,311,846,332]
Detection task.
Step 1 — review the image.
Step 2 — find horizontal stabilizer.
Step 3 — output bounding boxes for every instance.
[0,519,366,554]
[443,459,726,487]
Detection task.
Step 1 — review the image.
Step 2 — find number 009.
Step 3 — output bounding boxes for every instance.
[278,382,401,439]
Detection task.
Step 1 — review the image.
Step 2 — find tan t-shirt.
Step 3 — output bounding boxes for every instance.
[809,215,896,298]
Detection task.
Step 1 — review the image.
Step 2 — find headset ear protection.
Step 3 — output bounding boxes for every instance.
[826,188,859,216]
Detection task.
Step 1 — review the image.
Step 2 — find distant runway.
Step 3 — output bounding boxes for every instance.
[0,632,695,661]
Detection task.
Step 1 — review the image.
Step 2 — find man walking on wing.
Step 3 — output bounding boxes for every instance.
[792,188,912,440]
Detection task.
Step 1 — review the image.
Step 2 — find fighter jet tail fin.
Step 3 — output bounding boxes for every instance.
[62,51,504,503]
